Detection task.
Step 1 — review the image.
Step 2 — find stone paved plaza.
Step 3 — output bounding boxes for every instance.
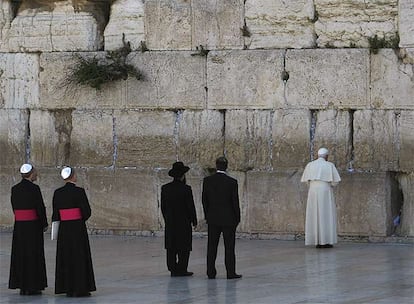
[0,233,413,304]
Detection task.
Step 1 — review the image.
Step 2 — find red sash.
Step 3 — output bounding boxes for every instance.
[59,208,82,221]
[14,209,38,221]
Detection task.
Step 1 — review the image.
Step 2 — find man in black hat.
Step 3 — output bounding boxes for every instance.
[161,162,198,277]
[202,157,242,279]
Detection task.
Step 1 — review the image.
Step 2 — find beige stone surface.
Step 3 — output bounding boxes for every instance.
[39,52,125,110]
[87,168,159,231]
[192,0,244,50]
[0,53,39,109]
[126,52,206,109]
[0,0,13,51]
[313,110,351,170]
[0,168,17,226]
[247,171,307,233]
[399,111,414,171]
[245,0,315,49]
[371,49,414,109]
[0,109,28,167]
[336,172,390,236]
[272,109,310,170]
[70,110,114,167]
[315,0,398,48]
[30,110,72,167]
[145,0,191,50]
[207,50,284,109]
[353,110,399,171]
[5,0,107,52]
[399,0,414,47]
[115,110,176,168]
[285,49,369,109]
[177,110,224,170]
[225,110,272,171]
[104,0,145,51]
[398,172,414,236]
[229,171,248,233]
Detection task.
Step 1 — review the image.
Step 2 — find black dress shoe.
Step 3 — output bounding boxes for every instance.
[227,274,242,279]
[323,244,333,248]
[20,290,42,295]
[208,276,216,279]
[173,271,193,277]
[316,245,322,248]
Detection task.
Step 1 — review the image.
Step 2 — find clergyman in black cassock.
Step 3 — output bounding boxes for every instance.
[202,157,242,279]
[161,162,197,277]
[52,167,96,297]
[9,164,48,295]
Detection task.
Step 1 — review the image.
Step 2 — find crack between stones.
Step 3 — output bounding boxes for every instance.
[309,109,318,161]
[111,112,118,169]
[25,109,31,163]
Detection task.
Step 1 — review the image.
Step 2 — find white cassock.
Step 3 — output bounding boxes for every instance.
[301,157,341,246]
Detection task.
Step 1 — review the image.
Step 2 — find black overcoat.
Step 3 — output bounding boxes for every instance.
[52,182,96,295]
[202,173,240,226]
[161,180,197,251]
[9,179,48,291]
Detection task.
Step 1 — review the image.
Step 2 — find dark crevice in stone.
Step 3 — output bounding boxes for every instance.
[309,109,318,161]
[388,172,404,237]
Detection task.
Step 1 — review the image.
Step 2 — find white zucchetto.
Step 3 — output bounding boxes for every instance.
[61,167,72,180]
[20,164,33,174]
[317,148,329,156]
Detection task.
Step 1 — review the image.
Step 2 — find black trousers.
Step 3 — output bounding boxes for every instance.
[166,249,190,274]
[207,224,236,277]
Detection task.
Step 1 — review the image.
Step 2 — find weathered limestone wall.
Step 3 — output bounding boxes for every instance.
[0,0,413,240]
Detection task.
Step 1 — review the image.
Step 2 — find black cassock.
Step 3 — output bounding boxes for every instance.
[161,180,197,274]
[9,179,48,292]
[52,182,96,295]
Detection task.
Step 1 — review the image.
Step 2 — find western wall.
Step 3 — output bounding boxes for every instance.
[0,0,413,241]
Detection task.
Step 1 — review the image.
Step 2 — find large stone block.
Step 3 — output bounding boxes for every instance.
[399,0,414,47]
[399,111,414,171]
[70,110,114,167]
[115,110,176,168]
[5,0,108,52]
[192,0,244,50]
[39,52,125,109]
[177,110,224,170]
[0,0,14,51]
[314,0,398,48]
[30,110,72,167]
[207,50,284,109]
[0,168,18,226]
[126,52,206,109]
[86,169,159,231]
[353,110,399,171]
[371,49,414,109]
[272,109,310,170]
[225,110,272,171]
[336,172,390,236]
[285,49,370,109]
[245,0,315,49]
[0,53,39,109]
[247,171,307,233]
[104,0,145,51]
[144,0,192,50]
[0,109,28,167]
[398,173,414,236]
[313,110,351,170]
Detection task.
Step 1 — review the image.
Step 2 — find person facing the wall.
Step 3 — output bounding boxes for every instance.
[9,164,48,295]
[301,148,341,248]
[52,167,96,297]
[161,161,197,277]
[202,156,242,279]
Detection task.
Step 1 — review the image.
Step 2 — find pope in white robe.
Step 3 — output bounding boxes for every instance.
[301,148,341,247]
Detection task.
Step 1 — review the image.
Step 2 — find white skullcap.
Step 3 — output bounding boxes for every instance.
[317,148,329,156]
[20,164,33,174]
[61,167,72,180]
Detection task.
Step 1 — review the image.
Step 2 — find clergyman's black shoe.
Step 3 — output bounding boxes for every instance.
[20,290,42,295]
[227,274,242,280]
[208,275,216,279]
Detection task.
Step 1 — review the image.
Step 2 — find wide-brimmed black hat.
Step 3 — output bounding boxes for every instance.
[168,161,190,178]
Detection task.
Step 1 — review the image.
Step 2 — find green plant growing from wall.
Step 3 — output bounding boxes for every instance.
[67,35,143,90]
[368,34,400,54]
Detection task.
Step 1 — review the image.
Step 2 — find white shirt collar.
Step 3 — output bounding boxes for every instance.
[216,170,226,174]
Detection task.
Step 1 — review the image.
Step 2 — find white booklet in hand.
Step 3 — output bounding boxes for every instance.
[51,221,60,240]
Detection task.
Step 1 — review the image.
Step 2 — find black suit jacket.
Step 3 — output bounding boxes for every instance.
[161,180,197,250]
[202,172,240,226]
